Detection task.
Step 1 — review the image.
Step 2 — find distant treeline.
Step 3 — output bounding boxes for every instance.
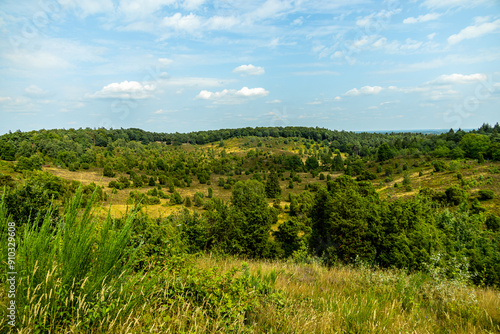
[1,123,499,164]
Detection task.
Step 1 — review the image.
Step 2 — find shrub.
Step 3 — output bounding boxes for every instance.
[170,191,183,205]
[433,160,448,172]
[103,165,115,177]
[445,186,467,206]
[478,189,494,200]
[485,214,500,231]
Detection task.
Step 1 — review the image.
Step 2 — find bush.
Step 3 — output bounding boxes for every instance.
[147,196,160,205]
[103,165,115,177]
[445,186,467,206]
[432,160,448,172]
[478,189,494,200]
[15,155,43,171]
[485,214,500,231]
[170,191,183,205]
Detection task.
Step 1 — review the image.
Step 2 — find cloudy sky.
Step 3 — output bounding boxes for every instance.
[1,0,499,134]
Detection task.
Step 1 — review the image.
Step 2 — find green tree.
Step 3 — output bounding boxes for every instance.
[15,155,43,171]
[274,218,306,258]
[377,143,395,161]
[0,140,16,161]
[220,180,277,258]
[265,170,282,198]
[305,156,319,171]
[460,133,490,159]
[148,177,156,187]
[332,152,344,171]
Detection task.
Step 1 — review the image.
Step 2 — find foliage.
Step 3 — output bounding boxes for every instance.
[478,189,494,200]
[265,170,282,198]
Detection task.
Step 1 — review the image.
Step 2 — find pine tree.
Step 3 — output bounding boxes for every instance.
[265,170,281,198]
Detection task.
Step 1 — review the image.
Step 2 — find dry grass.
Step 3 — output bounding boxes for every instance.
[192,255,500,334]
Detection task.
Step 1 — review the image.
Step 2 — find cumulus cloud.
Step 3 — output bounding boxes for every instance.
[196,87,269,104]
[403,13,441,24]
[344,85,383,96]
[430,73,487,84]
[448,19,500,44]
[89,80,155,99]
[232,64,265,76]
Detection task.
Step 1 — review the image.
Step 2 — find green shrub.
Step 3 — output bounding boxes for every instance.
[432,160,448,172]
[103,165,115,177]
[478,189,494,200]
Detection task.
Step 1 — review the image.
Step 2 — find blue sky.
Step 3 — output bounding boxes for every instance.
[0,0,499,134]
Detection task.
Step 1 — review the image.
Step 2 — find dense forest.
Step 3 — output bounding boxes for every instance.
[1,124,499,332]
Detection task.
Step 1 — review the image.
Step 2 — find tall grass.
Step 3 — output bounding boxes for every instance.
[1,189,499,333]
[0,187,149,332]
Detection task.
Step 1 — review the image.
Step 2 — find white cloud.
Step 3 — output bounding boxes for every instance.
[162,13,202,34]
[161,12,240,34]
[403,13,441,24]
[161,77,232,88]
[247,0,294,22]
[0,97,12,103]
[158,58,173,67]
[292,17,303,25]
[428,32,436,40]
[4,38,106,70]
[206,16,240,30]
[266,99,281,104]
[427,89,460,101]
[448,19,500,44]
[62,0,114,17]
[118,0,176,19]
[334,96,342,101]
[422,0,490,8]
[430,73,487,84]
[376,52,500,74]
[233,64,265,76]
[154,109,177,114]
[344,85,383,96]
[25,85,48,98]
[292,70,339,76]
[356,9,402,28]
[196,87,269,104]
[89,80,155,99]
[182,0,206,10]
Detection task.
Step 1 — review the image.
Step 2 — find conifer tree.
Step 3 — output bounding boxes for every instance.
[265,170,281,198]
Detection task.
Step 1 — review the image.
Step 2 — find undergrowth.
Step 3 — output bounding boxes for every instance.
[0,189,499,333]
